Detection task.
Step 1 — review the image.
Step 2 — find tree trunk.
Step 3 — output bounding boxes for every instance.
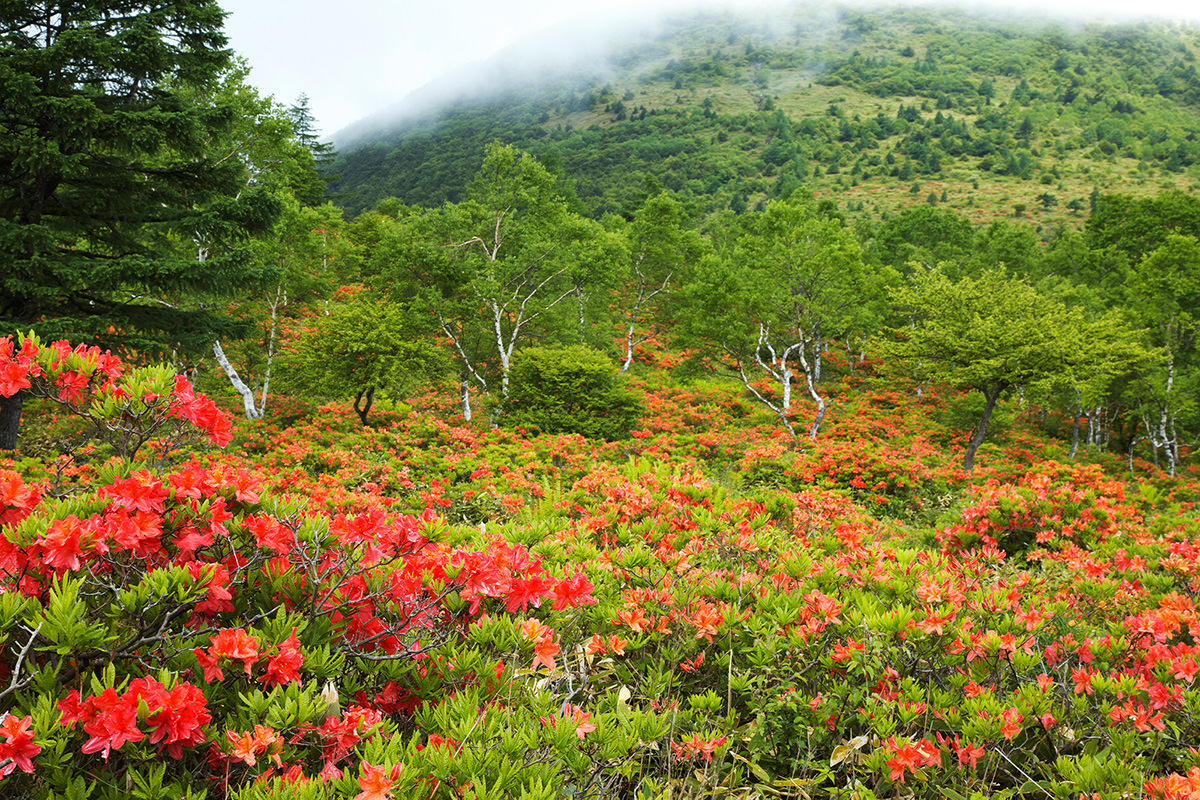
[621,322,637,375]
[1128,433,1144,474]
[963,387,1002,472]
[794,340,825,441]
[213,340,262,420]
[576,291,588,342]
[353,387,375,426]
[1068,389,1081,461]
[0,392,22,451]
[460,371,473,422]
[734,359,795,437]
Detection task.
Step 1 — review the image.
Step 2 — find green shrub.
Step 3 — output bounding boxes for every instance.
[502,346,641,440]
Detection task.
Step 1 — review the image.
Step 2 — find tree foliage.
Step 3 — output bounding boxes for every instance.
[687,198,877,438]
[285,291,446,425]
[0,1,282,446]
[0,2,280,350]
[502,346,641,440]
[887,268,1081,470]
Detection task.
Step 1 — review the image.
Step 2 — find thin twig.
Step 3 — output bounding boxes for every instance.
[0,622,44,702]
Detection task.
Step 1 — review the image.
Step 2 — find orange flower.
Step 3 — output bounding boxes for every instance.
[533,635,560,672]
[210,628,261,675]
[354,761,395,800]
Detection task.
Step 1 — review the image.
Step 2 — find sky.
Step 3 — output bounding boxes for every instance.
[218,0,1200,141]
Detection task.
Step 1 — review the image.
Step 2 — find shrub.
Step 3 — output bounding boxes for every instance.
[0,337,654,799]
[502,347,641,440]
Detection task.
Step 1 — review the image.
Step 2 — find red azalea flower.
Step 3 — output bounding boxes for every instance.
[262,629,304,687]
[209,628,260,675]
[354,761,394,800]
[0,714,40,775]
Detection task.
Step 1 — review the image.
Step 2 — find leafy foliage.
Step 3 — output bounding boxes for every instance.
[10,340,1200,797]
[501,346,641,440]
[284,290,446,425]
[0,2,281,354]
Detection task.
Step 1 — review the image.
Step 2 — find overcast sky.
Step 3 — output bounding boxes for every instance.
[218,0,1200,140]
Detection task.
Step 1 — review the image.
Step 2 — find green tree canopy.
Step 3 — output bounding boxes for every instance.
[0,1,281,447]
[886,267,1082,470]
[617,192,708,373]
[1088,191,1200,265]
[686,198,876,438]
[379,143,610,423]
[867,206,974,273]
[285,290,446,425]
[1122,234,1200,474]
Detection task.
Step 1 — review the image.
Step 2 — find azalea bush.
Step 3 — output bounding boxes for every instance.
[6,337,1200,798]
[0,338,662,799]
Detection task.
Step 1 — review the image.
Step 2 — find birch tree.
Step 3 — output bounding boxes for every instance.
[384,144,596,423]
[686,199,871,439]
[617,192,707,374]
[211,197,343,419]
[1124,235,1200,476]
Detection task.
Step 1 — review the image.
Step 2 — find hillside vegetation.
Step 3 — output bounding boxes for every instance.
[330,4,1200,229]
[7,2,1200,797]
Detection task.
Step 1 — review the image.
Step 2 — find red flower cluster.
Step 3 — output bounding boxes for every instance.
[1146,767,1200,800]
[0,335,231,449]
[883,735,942,784]
[0,471,40,527]
[225,725,282,767]
[313,706,385,773]
[168,375,233,447]
[58,678,210,760]
[194,627,303,686]
[671,734,726,762]
[520,619,561,671]
[355,761,400,800]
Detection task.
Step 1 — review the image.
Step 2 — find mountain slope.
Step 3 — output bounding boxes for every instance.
[329,3,1200,229]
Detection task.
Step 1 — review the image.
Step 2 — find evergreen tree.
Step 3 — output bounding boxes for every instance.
[287,93,339,205]
[0,1,281,448]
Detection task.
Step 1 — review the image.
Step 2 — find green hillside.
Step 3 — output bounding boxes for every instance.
[329,4,1200,230]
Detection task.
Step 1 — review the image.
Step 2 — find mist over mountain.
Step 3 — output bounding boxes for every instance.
[328,2,1200,226]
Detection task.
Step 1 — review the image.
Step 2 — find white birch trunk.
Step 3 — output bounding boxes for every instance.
[620,271,671,375]
[461,375,473,422]
[734,358,795,436]
[213,340,262,420]
[794,340,826,441]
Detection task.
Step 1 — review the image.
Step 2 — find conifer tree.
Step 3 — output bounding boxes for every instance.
[0,1,280,448]
[287,93,339,205]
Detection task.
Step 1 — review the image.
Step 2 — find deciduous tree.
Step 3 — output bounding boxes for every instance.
[382,144,600,423]
[212,197,345,420]
[687,199,874,439]
[285,290,445,425]
[886,267,1082,471]
[617,193,707,374]
[1124,234,1200,475]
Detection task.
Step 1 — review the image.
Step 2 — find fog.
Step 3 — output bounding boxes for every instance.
[218,0,1200,143]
